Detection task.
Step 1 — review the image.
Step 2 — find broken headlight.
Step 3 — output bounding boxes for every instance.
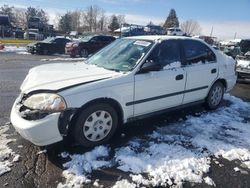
[23,93,67,112]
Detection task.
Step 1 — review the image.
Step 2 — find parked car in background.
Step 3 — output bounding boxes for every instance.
[28,37,71,55]
[236,52,250,79]
[240,39,250,54]
[65,35,115,58]
[167,27,186,36]
[11,36,236,147]
[24,29,44,40]
[223,46,241,59]
[0,42,4,50]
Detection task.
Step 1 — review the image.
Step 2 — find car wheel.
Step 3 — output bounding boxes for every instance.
[205,81,224,110]
[73,103,118,147]
[79,48,88,58]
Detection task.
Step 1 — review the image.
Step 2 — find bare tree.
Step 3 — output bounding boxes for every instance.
[98,10,107,32]
[117,14,125,25]
[82,5,101,32]
[70,10,81,31]
[181,19,202,36]
[13,8,26,29]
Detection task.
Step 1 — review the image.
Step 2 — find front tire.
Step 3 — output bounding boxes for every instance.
[73,103,118,147]
[205,81,224,110]
[79,48,88,58]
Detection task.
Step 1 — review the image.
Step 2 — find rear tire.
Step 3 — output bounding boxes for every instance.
[205,81,224,110]
[73,103,118,147]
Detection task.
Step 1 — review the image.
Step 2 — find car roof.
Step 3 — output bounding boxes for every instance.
[125,35,192,41]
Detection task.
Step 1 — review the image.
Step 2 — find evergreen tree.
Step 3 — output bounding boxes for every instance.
[108,15,120,32]
[58,13,72,32]
[163,9,179,29]
[25,7,49,25]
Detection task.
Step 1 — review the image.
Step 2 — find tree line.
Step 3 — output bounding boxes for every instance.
[0,5,202,36]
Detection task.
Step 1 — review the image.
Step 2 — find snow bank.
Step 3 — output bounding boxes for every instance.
[59,94,250,187]
[0,125,18,176]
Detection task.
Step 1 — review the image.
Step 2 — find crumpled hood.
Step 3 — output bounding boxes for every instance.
[21,62,121,93]
[237,59,250,68]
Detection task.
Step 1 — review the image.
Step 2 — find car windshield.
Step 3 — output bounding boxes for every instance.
[80,36,93,42]
[86,39,154,72]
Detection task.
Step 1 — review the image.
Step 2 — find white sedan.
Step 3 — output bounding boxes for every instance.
[11,36,237,147]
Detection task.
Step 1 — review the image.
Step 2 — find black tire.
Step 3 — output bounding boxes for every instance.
[73,103,118,147]
[205,81,224,110]
[79,48,88,58]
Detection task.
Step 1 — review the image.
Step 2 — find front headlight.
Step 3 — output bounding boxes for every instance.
[23,93,67,112]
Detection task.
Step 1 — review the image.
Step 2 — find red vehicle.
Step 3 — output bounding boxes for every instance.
[0,42,4,50]
[65,35,116,58]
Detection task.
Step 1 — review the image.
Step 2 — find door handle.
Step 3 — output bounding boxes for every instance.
[175,74,184,80]
[211,68,217,74]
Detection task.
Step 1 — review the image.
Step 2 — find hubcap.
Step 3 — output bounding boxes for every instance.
[83,110,112,142]
[210,86,223,107]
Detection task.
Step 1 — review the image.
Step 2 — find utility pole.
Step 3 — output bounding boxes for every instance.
[210,26,213,37]
[234,32,237,39]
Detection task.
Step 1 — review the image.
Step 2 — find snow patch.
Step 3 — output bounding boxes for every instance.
[0,125,17,176]
[58,146,111,188]
[112,179,136,188]
[0,46,26,53]
[16,51,31,55]
[163,61,181,69]
[204,176,216,186]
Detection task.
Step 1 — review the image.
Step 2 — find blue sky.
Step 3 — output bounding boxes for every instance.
[1,0,250,39]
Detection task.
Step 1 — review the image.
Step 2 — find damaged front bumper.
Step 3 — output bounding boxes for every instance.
[10,97,64,146]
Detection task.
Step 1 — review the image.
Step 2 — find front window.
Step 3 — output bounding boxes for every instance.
[87,39,153,72]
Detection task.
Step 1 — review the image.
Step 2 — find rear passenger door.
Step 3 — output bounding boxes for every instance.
[133,40,186,116]
[181,40,218,104]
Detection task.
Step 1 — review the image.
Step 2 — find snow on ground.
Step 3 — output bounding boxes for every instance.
[58,94,250,187]
[41,57,86,62]
[57,146,111,188]
[16,51,31,55]
[0,124,18,176]
[0,46,27,53]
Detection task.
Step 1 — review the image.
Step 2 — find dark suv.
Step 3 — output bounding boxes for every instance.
[65,35,116,58]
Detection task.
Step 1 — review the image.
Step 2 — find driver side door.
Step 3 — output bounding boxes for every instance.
[133,40,186,116]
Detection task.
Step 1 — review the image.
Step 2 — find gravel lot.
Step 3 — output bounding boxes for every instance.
[0,51,250,188]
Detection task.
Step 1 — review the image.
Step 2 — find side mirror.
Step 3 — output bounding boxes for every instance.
[139,60,161,73]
